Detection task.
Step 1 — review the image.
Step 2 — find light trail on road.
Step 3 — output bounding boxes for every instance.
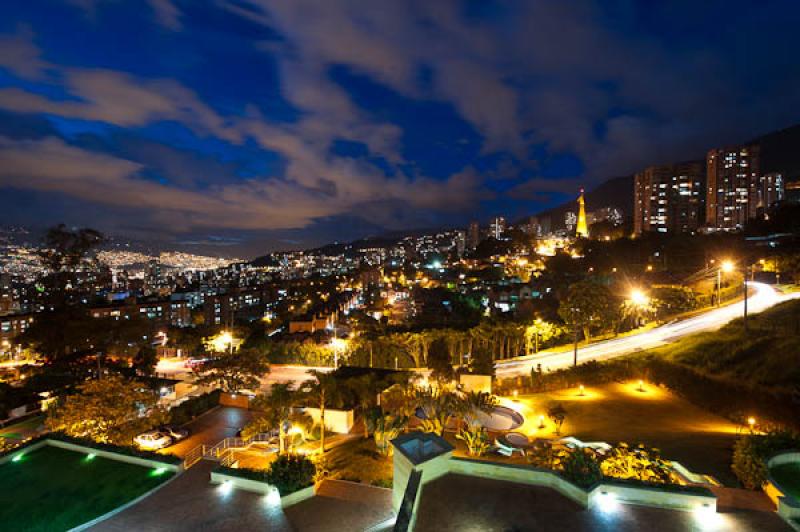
[495,282,798,377]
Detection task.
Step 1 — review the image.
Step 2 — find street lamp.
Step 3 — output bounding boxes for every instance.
[716,260,734,307]
[330,337,348,368]
[629,289,649,327]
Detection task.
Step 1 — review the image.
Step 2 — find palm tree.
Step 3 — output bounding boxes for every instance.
[303,370,340,453]
[347,374,381,438]
[458,391,498,429]
[243,382,298,454]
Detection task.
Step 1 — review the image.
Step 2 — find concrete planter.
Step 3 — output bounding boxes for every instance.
[210,468,317,507]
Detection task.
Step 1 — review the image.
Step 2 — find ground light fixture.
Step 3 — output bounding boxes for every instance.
[85,453,96,461]
[747,417,756,431]
[11,453,23,462]
[578,384,585,396]
[151,467,167,476]
[637,380,645,393]
[597,491,618,513]
[265,487,281,506]
[219,480,233,496]
[538,415,545,429]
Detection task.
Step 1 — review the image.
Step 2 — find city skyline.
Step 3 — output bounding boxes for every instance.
[1,2,800,256]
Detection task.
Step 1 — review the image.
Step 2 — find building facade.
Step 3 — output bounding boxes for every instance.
[634,161,705,235]
[706,144,784,230]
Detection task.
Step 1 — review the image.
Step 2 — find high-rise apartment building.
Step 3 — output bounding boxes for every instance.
[706,144,783,229]
[467,221,481,250]
[489,217,506,239]
[634,161,705,235]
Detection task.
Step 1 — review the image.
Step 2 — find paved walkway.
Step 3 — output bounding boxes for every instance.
[167,406,253,458]
[284,480,395,532]
[90,461,292,532]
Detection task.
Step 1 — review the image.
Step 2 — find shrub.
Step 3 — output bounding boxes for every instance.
[561,448,603,488]
[732,430,800,489]
[265,454,316,495]
[168,390,221,425]
[456,426,491,457]
[600,443,675,484]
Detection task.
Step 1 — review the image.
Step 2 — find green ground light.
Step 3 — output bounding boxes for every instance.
[0,446,174,531]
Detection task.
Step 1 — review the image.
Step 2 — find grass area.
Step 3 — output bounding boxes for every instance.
[771,463,800,500]
[0,445,174,531]
[325,438,393,488]
[650,299,800,390]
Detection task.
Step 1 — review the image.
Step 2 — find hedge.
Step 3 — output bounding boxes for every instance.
[0,432,182,464]
[168,389,221,425]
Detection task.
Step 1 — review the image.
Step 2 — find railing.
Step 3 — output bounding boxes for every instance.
[185,432,277,468]
[183,444,205,469]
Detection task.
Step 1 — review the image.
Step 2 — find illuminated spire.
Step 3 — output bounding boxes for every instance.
[576,188,589,238]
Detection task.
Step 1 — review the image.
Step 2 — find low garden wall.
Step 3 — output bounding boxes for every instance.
[0,435,183,471]
[391,432,718,531]
[210,466,317,508]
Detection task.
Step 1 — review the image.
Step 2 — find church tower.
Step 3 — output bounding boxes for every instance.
[576,188,589,238]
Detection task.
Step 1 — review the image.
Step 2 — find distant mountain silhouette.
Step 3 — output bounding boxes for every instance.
[523,175,633,230]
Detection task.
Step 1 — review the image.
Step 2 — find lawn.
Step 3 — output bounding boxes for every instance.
[0,445,175,531]
[771,463,800,500]
[503,382,741,485]
[325,438,393,488]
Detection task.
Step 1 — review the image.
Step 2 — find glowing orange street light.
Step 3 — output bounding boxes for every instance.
[747,417,756,431]
[630,289,649,307]
[538,415,545,429]
[637,379,645,393]
[578,384,585,397]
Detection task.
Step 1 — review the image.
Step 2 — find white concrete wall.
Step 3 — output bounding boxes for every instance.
[459,374,492,394]
[46,439,183,471]
[589,483,715,512]
[303,407,354,434]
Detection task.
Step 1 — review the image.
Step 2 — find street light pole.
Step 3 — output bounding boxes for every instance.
[716,269,721,307]
[743,264,749,332]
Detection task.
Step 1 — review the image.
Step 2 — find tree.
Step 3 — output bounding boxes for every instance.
[366,408,408,456]
[558,280,618,341]
[46,374,166,444]
[524,319,561,354]
[264,454,316,495]
[303,370,341,453]
[37,224,105,307]
[416,386,458,436]
[547,403,567,435]
[652,286,697,320]
[346,374,382,438]
[459,391,497,429]
[133,346,158,376]
[243,383,307,454]
[427,337,454,383]
[468,344,494,376]
[195,348,270,393]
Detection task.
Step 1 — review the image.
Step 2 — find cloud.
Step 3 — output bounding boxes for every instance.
[0,26,51,80]
[148,0,182,30]
[0,69,241,143]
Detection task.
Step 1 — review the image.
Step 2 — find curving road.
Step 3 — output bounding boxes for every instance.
[495,282,799,377]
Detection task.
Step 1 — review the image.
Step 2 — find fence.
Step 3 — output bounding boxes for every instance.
[183,432,276,469]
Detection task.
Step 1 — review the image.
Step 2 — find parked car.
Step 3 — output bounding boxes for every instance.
[161,425,189,442]
[134,430,173,450]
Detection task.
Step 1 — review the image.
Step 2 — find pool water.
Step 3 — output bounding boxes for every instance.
[771,463,800,500]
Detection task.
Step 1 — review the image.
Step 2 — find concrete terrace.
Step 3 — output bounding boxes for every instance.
[413,473,792,532]
[90,461,394,532]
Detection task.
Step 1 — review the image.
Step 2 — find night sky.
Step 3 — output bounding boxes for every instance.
[1,1,799,257]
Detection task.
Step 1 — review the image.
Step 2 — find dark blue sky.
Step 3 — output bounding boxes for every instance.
[1,1,799,257]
